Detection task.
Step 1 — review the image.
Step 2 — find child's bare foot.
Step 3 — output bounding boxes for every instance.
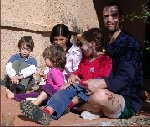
[6,88,14,99]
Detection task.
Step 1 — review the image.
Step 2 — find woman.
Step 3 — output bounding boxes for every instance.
[50,24,82,81]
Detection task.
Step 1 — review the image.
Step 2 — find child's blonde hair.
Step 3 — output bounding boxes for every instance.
[42,45,66,70]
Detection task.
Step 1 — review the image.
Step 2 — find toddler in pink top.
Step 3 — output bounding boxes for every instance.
[43,68,64,95]
[26,45,66,106]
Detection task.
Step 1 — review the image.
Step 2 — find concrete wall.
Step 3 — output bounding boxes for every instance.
[1,0,99,77]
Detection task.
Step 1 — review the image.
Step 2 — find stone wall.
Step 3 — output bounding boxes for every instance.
[1,0,99,77]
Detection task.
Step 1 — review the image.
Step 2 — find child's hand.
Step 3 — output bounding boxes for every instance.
[39,72,44,77]
[11,76,19,84]
[68,74,81,84]
[39,72,47,80]
[16,75,24,80]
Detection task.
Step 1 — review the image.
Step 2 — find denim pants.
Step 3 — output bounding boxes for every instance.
[46,84,89,119]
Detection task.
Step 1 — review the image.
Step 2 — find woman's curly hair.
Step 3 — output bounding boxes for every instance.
[42,45,66,70]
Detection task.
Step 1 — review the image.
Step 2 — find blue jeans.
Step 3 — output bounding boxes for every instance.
[46,84,89,119]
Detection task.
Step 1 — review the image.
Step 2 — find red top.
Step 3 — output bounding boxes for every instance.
[69,54,112,85]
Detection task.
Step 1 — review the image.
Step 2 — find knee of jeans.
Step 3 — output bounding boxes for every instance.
[53,90,66,100]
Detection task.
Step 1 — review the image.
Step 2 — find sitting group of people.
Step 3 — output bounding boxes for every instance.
[4,2,144,125]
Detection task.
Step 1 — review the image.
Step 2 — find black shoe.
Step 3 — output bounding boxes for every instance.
[16,83,25,92]
[20,100,52,125]
[9,83,17,93]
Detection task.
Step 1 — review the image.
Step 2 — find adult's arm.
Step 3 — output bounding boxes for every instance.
[65,46,82,73]
[104,46,141,93]
[72,48,82,72]
[83,78,107,94]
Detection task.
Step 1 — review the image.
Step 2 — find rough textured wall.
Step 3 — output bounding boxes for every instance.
[1,0,99,31]
[44,0,99,31]
[1,0,99,77]
[1,0,47,31]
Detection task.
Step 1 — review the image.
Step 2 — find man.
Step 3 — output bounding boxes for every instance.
[79,2,144,119]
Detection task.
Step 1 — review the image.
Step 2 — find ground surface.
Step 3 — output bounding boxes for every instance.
[1,86,150,126]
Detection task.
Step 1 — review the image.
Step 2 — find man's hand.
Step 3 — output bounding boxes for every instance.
[68,74,81,84]
[83,79,107,95]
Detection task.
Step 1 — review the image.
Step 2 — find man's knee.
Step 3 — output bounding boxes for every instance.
[90,89,110,104]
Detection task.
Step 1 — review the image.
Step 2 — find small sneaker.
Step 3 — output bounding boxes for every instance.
[20,100,52,125]
[80,111,102,120]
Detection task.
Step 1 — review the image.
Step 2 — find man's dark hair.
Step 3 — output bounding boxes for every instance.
[105,1,124,16]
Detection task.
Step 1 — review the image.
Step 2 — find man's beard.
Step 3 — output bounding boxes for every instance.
[108,23,120,33]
